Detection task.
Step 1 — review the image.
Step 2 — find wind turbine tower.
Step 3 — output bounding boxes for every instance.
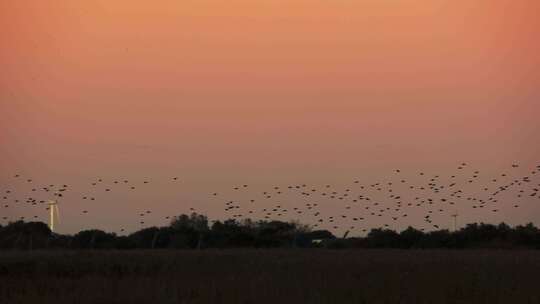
[451,212,459,232]
[47,200,60,232]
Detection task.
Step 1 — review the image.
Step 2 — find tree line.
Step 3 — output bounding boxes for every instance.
[1,213,539,250]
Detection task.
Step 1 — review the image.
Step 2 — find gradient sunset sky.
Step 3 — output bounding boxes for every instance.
[1,0,539,234]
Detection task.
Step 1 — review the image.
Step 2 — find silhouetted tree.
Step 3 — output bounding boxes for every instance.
[366,228,400,248]
[1,218,539,250]
[399,227,424,248]
[0,221,51,250]
[129,227,171,249]
[73,229,117,249]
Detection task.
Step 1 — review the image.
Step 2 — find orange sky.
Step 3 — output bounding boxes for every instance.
[1,0,539,234]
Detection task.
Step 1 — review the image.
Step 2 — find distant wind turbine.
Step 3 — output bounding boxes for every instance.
[451,212,459,232]
[47,200,60,232]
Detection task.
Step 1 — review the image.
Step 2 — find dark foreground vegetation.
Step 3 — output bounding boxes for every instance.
[2,215,540,303]
[1,213,540,250]
[1,250,540,304]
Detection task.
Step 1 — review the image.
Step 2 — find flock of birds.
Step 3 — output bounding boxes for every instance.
[215,163,540,233]
[1,162,540,234]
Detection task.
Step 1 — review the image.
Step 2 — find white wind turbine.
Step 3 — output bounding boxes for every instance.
[451,211,459,232]
[47,200,60,232]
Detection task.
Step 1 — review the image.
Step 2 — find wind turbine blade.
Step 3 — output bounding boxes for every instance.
[55,205,60,222]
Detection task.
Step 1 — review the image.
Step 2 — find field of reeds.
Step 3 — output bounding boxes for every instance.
[1,249,539,304]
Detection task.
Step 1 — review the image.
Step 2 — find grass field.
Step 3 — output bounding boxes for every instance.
[1,249,539,304]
